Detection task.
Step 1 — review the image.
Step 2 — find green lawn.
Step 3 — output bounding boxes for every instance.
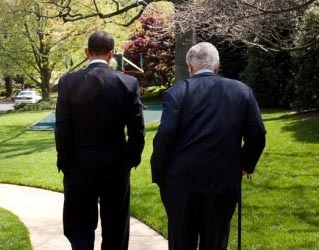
[0,207,31,250]
[0,109,319,249]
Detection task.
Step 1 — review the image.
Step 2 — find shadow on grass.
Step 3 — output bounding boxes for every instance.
[262,109,319,143]
[0,141,55,159]
[246,180,319,231]
[0,124,158,160]
[0,125,29,144]
[262,113,295,122]
[260,108,292,120]
[0,125,55,159]
[245,201,319,232]
[281,113,319,143]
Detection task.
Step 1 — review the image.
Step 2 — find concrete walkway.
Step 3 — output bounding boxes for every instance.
[0,98,15,113]
[0,184,167,250]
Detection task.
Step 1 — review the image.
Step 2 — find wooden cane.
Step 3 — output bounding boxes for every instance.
[238,179,242,250]
[239,174,251,250]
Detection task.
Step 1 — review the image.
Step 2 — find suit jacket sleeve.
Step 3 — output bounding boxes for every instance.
[151,91,181,184]
[54,76,73,172]
[241,88,266,173]
[126,79,145,168]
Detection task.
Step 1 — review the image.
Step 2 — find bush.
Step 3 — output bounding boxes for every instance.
[204,36,248,80]
[0,89,6,97]
[13,98,56,112]
[292,46,319,112]
[241,48,294,108]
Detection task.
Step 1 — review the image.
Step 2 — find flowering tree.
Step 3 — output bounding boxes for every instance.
[123,7,175,89]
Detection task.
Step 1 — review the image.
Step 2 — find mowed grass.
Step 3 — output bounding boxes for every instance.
[0,111,62,190]
[0,109,319,249]
[0,207,31,250]
[227,110,319,249]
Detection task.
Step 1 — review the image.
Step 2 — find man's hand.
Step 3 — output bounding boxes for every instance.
[242,171,252,180]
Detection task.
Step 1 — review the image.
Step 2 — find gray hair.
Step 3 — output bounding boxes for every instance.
[186,42,220,72]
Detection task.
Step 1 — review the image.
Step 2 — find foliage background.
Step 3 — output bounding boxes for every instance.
[123,4,175,89]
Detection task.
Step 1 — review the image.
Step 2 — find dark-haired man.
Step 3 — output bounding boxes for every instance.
[55,31,145,250]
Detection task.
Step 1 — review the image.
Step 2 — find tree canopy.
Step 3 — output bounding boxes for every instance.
[123,6,175,89]
[174,0,319,52]
[0,0,131,99]
[48,0,319,52]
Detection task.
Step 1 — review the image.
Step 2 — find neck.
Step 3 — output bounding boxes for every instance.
[85,48,113,64]
[89,55,109,64]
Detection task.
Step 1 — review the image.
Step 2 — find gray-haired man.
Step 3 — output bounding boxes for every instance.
[151,42,266,250]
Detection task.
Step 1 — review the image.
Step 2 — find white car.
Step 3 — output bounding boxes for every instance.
[15,90,42,104]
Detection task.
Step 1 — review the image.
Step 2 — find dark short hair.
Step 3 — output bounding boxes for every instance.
[88,31,114,55]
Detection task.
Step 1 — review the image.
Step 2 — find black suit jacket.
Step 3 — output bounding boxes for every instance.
[151,72,266,200]
[55,62,145,173]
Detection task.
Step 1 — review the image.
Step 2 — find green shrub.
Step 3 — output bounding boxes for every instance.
[241,48,294,108]
[0,90,6,97]
[292,46,319,112]
[13,98,56,112]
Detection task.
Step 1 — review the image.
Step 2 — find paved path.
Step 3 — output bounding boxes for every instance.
[0,184,167,250]
[0,98,15,113]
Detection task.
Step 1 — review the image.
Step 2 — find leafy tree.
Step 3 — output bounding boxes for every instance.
[49,0,319,81]
[51,0,319,52]
[3,76,13,98]
[123,7,175,89]
[0,0,130,99]
[0,0,82,99]
[0,1,26,97]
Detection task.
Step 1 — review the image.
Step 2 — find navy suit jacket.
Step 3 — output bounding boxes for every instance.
[55,62,145,173]
[151,72,266,200]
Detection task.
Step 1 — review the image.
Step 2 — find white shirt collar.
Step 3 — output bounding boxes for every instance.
[88,59,108,65]
[194,69,214,75]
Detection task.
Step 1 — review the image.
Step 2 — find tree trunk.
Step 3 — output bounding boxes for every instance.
[175,30,195,82]
[173,0,196,82]
[40,67,51,100]
[39,50,52,100]
[4,76,13,98]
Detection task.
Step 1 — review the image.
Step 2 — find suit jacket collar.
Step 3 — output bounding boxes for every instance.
[190,72,215,79]
[87,62,110,69]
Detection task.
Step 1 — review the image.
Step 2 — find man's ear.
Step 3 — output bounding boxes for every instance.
[105,50,114,63]
[214,64,220,74]
[85,48,90,58]
[109,49,114,59]
[188,64,195,77]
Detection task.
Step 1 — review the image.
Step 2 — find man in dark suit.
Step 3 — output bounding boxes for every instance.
[151,42,266,250]
[55,31,145,250]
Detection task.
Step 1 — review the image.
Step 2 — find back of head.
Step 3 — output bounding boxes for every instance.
[88,31,114,56]
[186,42,220,72]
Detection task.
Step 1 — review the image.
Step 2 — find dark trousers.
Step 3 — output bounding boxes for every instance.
[160,185,236,250]
[63,169,130,250]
